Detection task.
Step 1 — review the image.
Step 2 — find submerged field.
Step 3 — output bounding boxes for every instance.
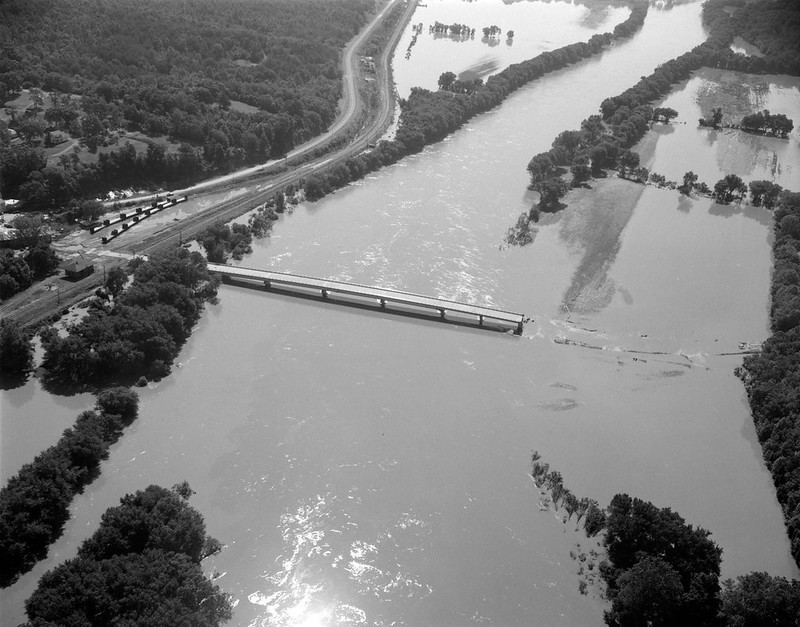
[637,67,800,188]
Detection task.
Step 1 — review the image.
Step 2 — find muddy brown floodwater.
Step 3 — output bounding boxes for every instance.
[2,1,799,625]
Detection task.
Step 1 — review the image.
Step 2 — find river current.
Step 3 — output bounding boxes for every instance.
[2,1,799,625]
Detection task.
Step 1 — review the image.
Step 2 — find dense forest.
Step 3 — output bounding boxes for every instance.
[0,0,373,206]
[22,483,232,626]
[0,388,139,588]
[738,191,800,568]
[41,247,219,385]
[728,0,800,74]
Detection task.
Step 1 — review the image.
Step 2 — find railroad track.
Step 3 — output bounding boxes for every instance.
[2,0,417,330]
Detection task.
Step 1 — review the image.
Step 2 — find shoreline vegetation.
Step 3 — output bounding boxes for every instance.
[531,452,800,626]
[39,247,219,387]
[296,0,650,202]
[737,191,800,567]
[515,0,798,232]
[22,483,232,626]
[0,388,139,588]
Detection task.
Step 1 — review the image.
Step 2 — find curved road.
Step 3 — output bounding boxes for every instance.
[2,0,418,328]
[104,0,411,206]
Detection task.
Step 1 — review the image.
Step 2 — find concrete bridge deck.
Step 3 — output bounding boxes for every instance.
[207,263,525,335]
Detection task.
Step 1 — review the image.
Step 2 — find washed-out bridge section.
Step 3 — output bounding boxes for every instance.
[207,264,525,335]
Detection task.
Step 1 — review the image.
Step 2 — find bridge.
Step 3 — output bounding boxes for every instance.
[207,264,525,335]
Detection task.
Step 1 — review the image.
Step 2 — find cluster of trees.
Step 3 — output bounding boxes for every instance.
[601,496,800,626]
[22,483,232,626]
[530,451,605,535]
[673,171,784,209]
[740,110,794,137]
[738,191,800,568]
[431,22,475,39]
[437,71,484,95]
[601,494,722,626]
[0,388,139,588]
[0,318,34,378]
[0,0,374,206]
[41,247,219,384]
[299,1,649,203]
[748,179,784,209]
[199,199,281,262]
[533,453,800,625]
[0,220,60,299]
[713,173,748,203]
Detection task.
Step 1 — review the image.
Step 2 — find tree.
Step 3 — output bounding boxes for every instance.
[24,243,59,279]
[438,71,457,91]
[11,216,43,249]
[80,199,105,222]
[570,157,592,185]
[0,318,34,376]
[714,174,747,203]
[604,556,684,627]
[584,500,606,536]
[105,266,127,299]
[618,150,640,178]
[94,387,139,422]
[771,113,794,138]
[0,250,33,298]
[275,192,286,213]
[534,178,569,211]
[653,107,678,123]
[679,171,698,195]
[17,116,47,143]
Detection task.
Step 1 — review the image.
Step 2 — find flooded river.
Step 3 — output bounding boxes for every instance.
[2,1,799,625]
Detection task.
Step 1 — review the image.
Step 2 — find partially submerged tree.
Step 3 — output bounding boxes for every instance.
[679,171,698,195]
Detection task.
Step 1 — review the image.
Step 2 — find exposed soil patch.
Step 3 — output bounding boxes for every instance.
[558,177,646,314]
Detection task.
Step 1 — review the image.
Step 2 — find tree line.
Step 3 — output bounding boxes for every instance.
[737,191,800,569]
[22,483,232,626]
[40,247,219,385]
[298,0,649,202]
[0,388,139,588]
[531,452,800,626]
[0,0,373,207]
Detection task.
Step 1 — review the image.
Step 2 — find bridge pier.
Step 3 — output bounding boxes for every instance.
[379,298,386,308]
[322,289,329,299]
[479,315,483,327]
[439,308,445,319]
